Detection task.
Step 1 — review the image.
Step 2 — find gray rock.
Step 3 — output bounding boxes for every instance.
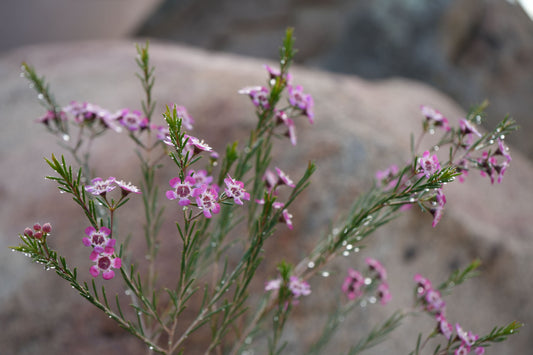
[0,41,531,354]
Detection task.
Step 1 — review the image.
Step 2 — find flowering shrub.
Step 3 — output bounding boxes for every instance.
[12,29,521,354]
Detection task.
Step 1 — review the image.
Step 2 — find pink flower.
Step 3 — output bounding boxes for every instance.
[365,257,387,280]
[414,274,433,297]
[454,344,471,355]
[474,346,485,355]
[275,110,297,146]
[115,180,141,195]
[85,177,116,196]
[273,202,294,229]
[173,104,194,130]
[185,135,213,155]
[83,226,114,254]
[115,109,148,131]
[420,105,450,131]
[288,276,311,297]
[89,248,121,280]
[224,175,250,205]
[376,164,400,190]
[192,184,221,218]
[425,289,446,314]
[342,268,364,300]
[275,167,296,188]
[430,189,447,227]
[239,86,270,109]
[436,313,453,340]
[190,169,213,187]
[418,151,441,178]
[166,176,196,206]
[288,85,314,123]
[265,278,282,292]
[377,282,392,305]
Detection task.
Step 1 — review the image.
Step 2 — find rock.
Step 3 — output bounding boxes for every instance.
[137,0,533,160]
[0,41,532,354]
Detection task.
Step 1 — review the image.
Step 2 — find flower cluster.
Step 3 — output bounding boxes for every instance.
[23,222,52,240]
[85,176,141,197]
[166,170,249,218]
[342,258,391,305]
[256,167,296,229]
[239,66,314,146]
[414,274,485,355]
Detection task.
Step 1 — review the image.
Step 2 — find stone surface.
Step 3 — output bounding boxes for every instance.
[138,0,533,160]
[1,41,532,354]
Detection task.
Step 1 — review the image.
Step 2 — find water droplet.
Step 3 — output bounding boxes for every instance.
[343,228,348,234]
[500,134,505,140]
[269,78,276,86]
[245,337,252,345]
[211,242,217,248]
[354,247,360,252]
[496,127,502,133]
[307,261,315,269]
[433,145,439,151]
[364,277,372,285]
[138,312,142,316]
[429,129,435,135]
[332,228,340,235]
[321,271,330,278]
[125,289,132,296]
[37,93,44,100]
[342,251,350,256]
[62,134,70,142]
[346,244,353,250]
[29,83,34,89]
[213,162,218,166]
[409,197,415,203]
[355,236,362,241]
[369,296,377,304]
[489,139,494,145]
[475,115,482,124]
[341,240,347,246]
[273,316,279,322]
[20,72,25,78]
[59,190,66,194]
[244,147,251,153]
[360,300,367,308]
[149,346,154,350]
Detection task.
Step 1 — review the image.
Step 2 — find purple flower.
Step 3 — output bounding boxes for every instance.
[85,177,116,196]
[288,85,314,123]
[342,268,364,300]
[288,276,311,298]
[224,175,250,205]
[190,170,213,187]
[454,343,471,355]
[192,184,221,218]
[115,180,141,195]
[272,202,294,229]
[418,151,441,178]
[166,176,196,206]
[459,119,482,148]
[37,110,67,125]
[82,226,115,254]
[239,86,270,109]
[185,135,213,155]
[365,257,387,280]
[89,248,121,280]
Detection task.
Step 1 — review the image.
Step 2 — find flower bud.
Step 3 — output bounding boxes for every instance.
[23,228,33,237]
[33,223,42,231]
[42,223,52,233]
[34,231,43,239]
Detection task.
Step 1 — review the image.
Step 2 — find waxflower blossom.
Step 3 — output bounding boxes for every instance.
[366,257,387,280]
[37,110,67,125]
[430,189,447,227]
[342,268,364,300]
[420,105,450,131]
[288,276,311,298]
[185,135,213,155]
[83,226,115,254]
[173,104,194,130]
[89,248,121,280]
[414,273,433,297]
[190,170,213,188]
[425,289,446,314]
[114,109,148,131]
[239,86,270,109]
[224,175,250,205]
[275,167,296,188]
[275,110,297,146]
[115,180,141,196]
[64,101,108,124]
[271,202,294,229]
[85,177,116,196]
[436,313,453,340]
[459,119,482,148]
[192,184,221,218]
[377,282,392,305]
[288,85,314,123]
[418,151,441,178]
[376,164,400,190]
[265,278,282,292]
[166,176,196,206]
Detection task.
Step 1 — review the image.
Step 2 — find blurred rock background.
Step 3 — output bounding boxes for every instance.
[1,0,532,354]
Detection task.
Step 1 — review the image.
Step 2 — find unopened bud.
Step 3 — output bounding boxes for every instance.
[33,223,42,231]
[34,231,43,239]
[24,228,33,237]
[42,223,52,233]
